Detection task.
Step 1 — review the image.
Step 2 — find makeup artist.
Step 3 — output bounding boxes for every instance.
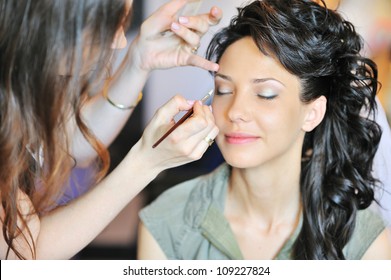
[0,0,220,259]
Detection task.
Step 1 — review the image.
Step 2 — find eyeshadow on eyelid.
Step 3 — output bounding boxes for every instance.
[258,89,277,95]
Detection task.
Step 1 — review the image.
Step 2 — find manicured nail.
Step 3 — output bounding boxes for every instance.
[187,100,196,106]
[212,63,219,72]
[178,16,189,24]
[211,7,219,16]
[171,22,180,30]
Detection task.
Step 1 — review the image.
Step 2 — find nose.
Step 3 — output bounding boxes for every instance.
[111,26,128,49]
[227,92,251,123]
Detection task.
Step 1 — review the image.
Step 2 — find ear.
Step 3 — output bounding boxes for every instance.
[111,26,128,49]
[302,95,327,132]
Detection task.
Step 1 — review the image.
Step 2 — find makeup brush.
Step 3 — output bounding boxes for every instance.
[152,89,214,148]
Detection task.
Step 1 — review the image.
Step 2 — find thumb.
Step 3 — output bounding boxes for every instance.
[208,6,223,26]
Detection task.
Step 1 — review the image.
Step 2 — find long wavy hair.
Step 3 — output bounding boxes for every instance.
[0,0,132,259]
[206,0,382,259]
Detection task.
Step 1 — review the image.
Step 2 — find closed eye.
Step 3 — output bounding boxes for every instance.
[215,89,233,96]
[257,94,277,100]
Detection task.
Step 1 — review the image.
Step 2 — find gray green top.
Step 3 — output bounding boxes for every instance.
[140,164,386,259]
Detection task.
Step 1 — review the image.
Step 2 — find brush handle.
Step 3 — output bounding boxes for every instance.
[152,108,194,148]
[152,89,214,148]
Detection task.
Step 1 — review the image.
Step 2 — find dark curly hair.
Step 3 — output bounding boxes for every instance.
[206,0,382,259]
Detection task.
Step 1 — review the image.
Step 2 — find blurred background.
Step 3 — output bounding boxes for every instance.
[72,0,391,259]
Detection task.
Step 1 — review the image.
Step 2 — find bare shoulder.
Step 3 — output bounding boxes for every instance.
[362,227,391,260]
[137,221,167,260]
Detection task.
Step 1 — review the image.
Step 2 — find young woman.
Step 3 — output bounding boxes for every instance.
[138,0,391,259]
[0,0,222,259]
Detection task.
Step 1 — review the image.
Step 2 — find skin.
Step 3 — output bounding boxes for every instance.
[71,0,223,166]
[137,36,326,260]
[138,36,391,260]
[212,37,324,259]
[0,0,222,259]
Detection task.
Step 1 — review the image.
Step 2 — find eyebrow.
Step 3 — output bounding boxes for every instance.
[215,73,232,81]
[215,73,285,87]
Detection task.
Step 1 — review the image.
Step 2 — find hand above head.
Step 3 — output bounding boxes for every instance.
[129,0,222,74]
[74,1,221,167]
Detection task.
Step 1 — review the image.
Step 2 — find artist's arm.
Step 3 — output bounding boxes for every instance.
[1,96,218,259]
[71,0,222,166]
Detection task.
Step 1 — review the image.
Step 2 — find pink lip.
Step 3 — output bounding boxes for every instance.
[225,133,260,144]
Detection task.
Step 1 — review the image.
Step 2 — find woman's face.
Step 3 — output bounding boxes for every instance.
[111,0,133,49]
[212,37,311,169]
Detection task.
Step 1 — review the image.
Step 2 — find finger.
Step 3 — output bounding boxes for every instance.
[169,6,223,46]
[155,95,195,124]
[188,124,219,160]
[158,0,187,15]
[185,54,219,72]
[208,6,223,26]
[192,100,214,122]
[170,21,201,47]
[142,0,187,34]
[166,101,213,144]
[177,15,209,36]
[197,102,215,125]
[171,116,218,159]
[156,102,217,162]
[176,6,223,35]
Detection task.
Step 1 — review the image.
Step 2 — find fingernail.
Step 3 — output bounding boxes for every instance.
[211,63,219,72]
[171,22,180,30]
[211,7,219,16]
[187,100,196,105]
[178,16,189,24]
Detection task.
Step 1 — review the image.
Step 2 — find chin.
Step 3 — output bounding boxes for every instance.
[222,153,261,169]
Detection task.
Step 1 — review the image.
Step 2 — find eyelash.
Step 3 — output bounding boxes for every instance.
[257,94,277,100]
[214,89,231,96]
[215,90,277,101]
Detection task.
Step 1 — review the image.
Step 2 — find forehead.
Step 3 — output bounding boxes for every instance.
[218,37,299,86]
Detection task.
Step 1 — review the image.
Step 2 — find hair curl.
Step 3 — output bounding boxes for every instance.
[206,0,382,259]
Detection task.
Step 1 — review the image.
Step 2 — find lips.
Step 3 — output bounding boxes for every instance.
[224,133,260,144]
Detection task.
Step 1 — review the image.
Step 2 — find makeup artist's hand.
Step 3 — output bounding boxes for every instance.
[132,95,219,173]
[129,0,222,74]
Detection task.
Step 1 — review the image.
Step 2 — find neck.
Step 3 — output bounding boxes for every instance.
[226,160,302,228]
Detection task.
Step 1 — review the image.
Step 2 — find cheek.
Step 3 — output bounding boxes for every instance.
[211,101,225,125]
[258,103,305,142]
[258,110,281,127]
[256,105,291,131]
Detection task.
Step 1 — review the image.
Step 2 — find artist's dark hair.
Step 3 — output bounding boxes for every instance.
[0,0,132,259]
[206,0,382,259]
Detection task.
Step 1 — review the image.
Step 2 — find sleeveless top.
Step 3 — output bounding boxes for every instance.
[139,164,386,259]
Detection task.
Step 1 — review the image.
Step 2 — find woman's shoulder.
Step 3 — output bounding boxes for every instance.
[344,206,387,259]
[138,164,230,259]
[140,163,229,223]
